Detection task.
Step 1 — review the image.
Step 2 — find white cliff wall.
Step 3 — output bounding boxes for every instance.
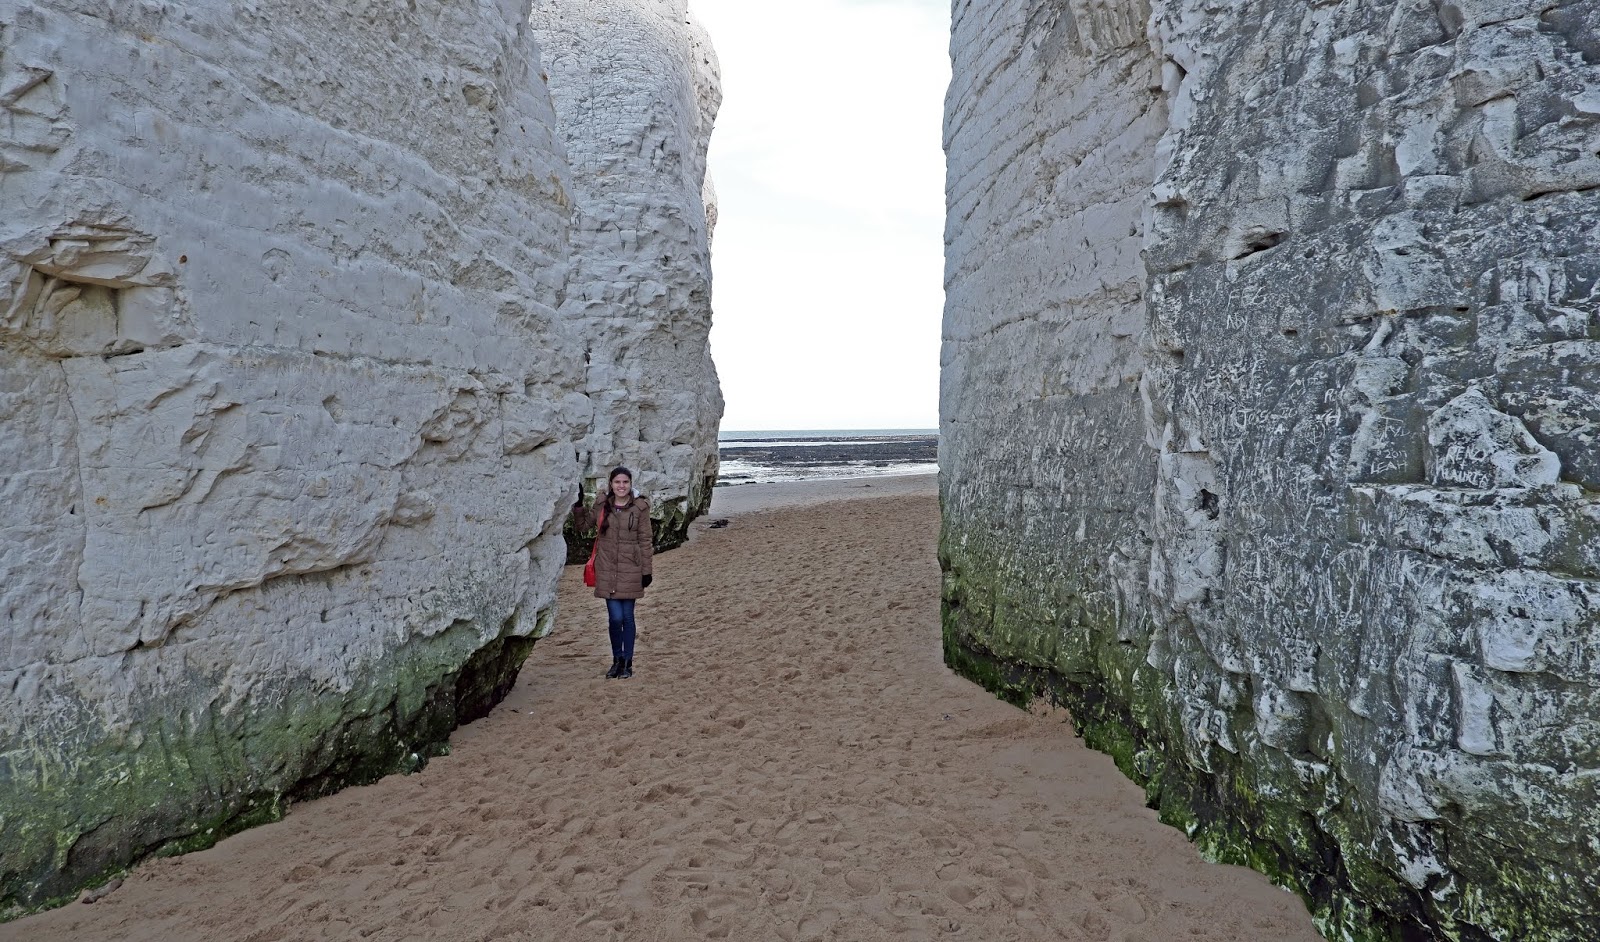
[942,1,1600,939]
[529,0,723,546]
[0,0,585,913]
[940,0,1164,684]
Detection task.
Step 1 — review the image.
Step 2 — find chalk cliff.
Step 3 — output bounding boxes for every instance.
[942,1,1600,939]
[0,0,719,916]
[530,0,723,549]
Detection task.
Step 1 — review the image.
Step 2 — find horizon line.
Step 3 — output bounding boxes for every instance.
[719,426,939,432]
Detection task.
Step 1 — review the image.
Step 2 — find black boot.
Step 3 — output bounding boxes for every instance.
[605,657,622,679]
[620,658,633,679]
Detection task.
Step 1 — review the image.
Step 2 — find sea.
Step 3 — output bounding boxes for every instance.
[717,429,939,485]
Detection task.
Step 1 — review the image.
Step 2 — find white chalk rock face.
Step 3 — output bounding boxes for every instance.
[942,1,1600,939]
[0,0,584,913]
[939,0,1167,721]
[529,0,723,546]
[934,0,1164,713]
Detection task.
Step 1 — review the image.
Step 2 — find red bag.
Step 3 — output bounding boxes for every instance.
[582,506,605,587]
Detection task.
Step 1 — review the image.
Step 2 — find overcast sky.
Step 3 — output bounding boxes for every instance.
[689,0,949,432]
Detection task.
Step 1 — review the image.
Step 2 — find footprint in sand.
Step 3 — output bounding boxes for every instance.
[700,836,748,862]
[942,881,980,907]
[796,908,840,941]
[639,781,690,803]
[1093,882,1153,925]
[998,870,1031,905]
[842,869,880,897]
[1081,909,1112,941]
[772,816,803,843]
[689,907,731,939]
[1106,891,1151,924]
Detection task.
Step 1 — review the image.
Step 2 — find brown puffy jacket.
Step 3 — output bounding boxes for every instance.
[574,496,654,600]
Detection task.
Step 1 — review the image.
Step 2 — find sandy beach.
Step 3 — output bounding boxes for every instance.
[5,475,1319,942]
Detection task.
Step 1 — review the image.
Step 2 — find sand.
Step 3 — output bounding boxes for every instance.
[6,475,1320,942]
[705,473,940,516]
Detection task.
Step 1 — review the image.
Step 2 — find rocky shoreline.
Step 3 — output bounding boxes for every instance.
[717,434,937,484]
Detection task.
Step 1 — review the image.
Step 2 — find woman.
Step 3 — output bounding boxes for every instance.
[572,466,654,679]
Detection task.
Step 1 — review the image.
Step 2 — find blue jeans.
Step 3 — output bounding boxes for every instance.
[605,598,637,660]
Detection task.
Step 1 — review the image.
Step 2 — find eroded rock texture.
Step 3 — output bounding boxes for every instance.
[530,0,723,550]
[0,0,584,915]
[942,1,1600,939]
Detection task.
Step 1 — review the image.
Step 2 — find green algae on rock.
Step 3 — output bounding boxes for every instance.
[2,601,548,920]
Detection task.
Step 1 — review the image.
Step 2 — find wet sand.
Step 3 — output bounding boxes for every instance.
[706,472,939,515]
[6,475,1319,942]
